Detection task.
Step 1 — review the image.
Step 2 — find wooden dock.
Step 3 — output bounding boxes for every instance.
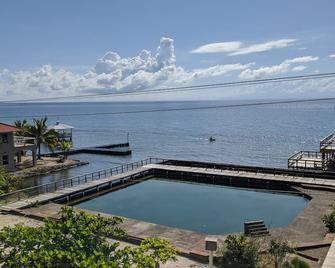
[42,142,132,157]
[288,151,323,170]
[288,132,335,171]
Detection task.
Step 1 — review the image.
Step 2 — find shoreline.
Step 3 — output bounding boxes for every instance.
[10,157,89,180]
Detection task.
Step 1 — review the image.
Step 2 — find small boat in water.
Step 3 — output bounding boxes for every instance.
[209,136,216,142]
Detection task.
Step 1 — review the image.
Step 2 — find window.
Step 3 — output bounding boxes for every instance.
[1,134,8,144]
[2,155,9,165]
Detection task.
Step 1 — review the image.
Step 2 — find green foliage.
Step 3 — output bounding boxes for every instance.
[268,238,294,268]
[14,119,29,135]
[27,117,58,158]
[322,204,335,232]
[58,140,72,161]
[0,167,18,195]
[282,257,310,268]
[13,117,58,159]
[219,234,262,268]
[0,206,177,268]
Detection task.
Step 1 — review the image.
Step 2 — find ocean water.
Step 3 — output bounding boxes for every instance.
[76,178,308,234]
[1,100,335,187]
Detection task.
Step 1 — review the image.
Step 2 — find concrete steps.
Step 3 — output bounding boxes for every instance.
[244,220,270,237]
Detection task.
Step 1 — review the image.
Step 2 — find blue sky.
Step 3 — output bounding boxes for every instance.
[0,0,335,101]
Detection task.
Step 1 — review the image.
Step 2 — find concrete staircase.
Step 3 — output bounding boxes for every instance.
[244,220,270,237]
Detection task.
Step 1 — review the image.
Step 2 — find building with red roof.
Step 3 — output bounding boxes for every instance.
[0,123,36,172]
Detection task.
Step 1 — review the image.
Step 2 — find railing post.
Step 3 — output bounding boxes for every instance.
[54,182,57,191]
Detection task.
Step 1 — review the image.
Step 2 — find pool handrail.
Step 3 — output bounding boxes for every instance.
[0,157,166,204]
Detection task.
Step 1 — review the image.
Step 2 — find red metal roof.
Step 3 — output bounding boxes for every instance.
[0,123,20,133]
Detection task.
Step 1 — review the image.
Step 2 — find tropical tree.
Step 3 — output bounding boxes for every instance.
[13,119,29,136]
[58,140,72,162]
[0,206,177,267]
[220,234,262,268]
[28,117,58,159]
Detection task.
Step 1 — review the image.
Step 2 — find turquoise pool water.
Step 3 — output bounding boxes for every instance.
[75,178,308,234]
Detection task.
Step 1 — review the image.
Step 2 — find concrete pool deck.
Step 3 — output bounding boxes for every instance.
[3,162,335,210]
[5,184,335,266]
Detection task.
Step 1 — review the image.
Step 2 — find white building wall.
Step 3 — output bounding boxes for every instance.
[0,132,16,171]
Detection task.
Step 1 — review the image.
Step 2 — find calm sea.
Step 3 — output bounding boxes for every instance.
[1,100,335,187]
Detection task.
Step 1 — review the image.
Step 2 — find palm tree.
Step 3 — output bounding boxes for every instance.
[58,140,72,162]
[14,119,29,135]
[28,117,58,159]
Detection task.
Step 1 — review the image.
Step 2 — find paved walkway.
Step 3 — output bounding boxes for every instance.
[1,166,151,210]
[4,163,335,211]
[147,164,335,187]
[322,240,335,268]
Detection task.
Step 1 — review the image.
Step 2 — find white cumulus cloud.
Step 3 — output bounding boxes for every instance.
[191,39,296,56]
[0,37,252,99]
[329,54,335,58]
[239,55,317,79]
[239,63,290,80]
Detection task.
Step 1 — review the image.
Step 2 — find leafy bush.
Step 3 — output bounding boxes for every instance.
[219,234,262,268]
[0,206,177,267]
[282,257,310,268]
[322,204,335,232]
[268,238,294,268]
[0,167,18,194]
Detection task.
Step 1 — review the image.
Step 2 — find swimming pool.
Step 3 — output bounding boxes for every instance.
[75,178,308,234]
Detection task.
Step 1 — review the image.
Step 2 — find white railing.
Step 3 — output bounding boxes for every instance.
[320,133,335,150]
[0,158,165,204]
[14,136,36,147]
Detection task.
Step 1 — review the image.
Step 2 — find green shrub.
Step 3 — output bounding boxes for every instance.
[268,238,294,268]
[0,167,18,195]
[322,204,335,232]
[282,257,310,268]
[0,206,177,267]
[219,234,262,268]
